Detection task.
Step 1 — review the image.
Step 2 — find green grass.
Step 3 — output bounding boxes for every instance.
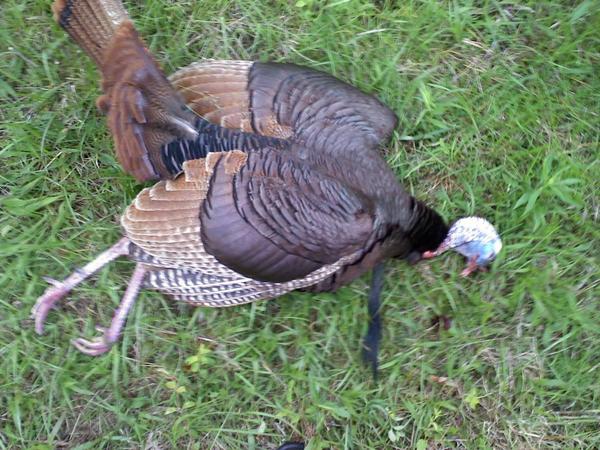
[1,0,599,448]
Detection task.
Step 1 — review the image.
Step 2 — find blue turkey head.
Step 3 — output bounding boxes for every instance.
[423,217,502,276]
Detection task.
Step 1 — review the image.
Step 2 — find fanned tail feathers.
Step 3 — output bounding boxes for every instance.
[52,0,129,65]
[53,0,199,182]
[96,21,198,181]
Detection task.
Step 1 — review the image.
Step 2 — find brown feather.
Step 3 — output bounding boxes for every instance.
[121,152,359,305]
[169,61,254,133]
[52,0,128,65]
[98,21,197,181]
[52,2,448,301]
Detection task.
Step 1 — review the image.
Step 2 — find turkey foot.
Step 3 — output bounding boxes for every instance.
[32,237,131,334]
[72,264,147,356]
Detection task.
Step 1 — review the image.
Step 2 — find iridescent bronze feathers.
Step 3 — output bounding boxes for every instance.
[34,0,459,362]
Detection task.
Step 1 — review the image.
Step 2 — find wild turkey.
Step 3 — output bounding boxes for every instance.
[33,0,502,368]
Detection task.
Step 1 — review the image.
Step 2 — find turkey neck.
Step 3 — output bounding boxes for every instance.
[303,149,449,292]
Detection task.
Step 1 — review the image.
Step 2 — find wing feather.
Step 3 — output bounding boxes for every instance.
[200,149,374,283]
[169,60,398,154]
[121,151,361,305]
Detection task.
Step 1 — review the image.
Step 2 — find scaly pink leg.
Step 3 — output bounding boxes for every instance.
[72,263,147,356]
[32,237,131,334]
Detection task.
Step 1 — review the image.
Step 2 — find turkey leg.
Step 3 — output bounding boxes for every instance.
[32,237,131,334]
[72,263,147,356]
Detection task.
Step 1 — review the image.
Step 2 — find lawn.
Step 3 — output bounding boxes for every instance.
[1,0,599,448]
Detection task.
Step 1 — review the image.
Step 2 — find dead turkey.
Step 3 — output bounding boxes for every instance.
[33,0,501,373]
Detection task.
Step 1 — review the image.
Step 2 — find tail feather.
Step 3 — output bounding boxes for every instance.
[52,0,128,65]
[52,0,265,183]
[52,0,199,182]
[98,21,199,181]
